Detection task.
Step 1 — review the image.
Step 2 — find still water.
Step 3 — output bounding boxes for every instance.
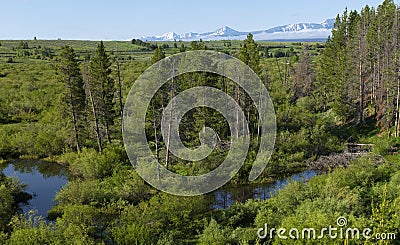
[212,170,317,209]
[1,159,316,216]
[1,159,68,217]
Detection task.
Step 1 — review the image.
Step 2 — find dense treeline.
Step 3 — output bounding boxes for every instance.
[316,0,400,137]
[131,39,158,50]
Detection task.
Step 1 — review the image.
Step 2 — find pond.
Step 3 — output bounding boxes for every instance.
[1,159,317,216]
[1,159,68,218]
[212,170,317,209]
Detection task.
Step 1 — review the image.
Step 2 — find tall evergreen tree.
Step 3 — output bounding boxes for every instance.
[316,10,359,121]
[239,33,261,76]
[151,46,165,64]
[374,0,397,135]
[58,46,86,151]
[179,43,186,52]
[238,33,262,139]
[315,1,400,136]
[348,6,374,123]
[88,41,115,148]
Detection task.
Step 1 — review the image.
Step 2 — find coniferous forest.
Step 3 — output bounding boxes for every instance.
[1,1,400,244]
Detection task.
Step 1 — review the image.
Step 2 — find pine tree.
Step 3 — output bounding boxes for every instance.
[374,0,397,136]
[58,46,86,151]
[179,43,186,52]
[190,41,206,50]
[315,10,359,121]
[238,33,261,139]
[151,46,165,64]
[88,41,115,148]
[316,1,400,136]
[348,6,375,123]
[239,33,261,76]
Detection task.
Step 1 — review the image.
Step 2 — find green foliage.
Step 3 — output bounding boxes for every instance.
[0,173,31,232]
[88,41,116,148]
[2,2,400,243]
[111,222,154,245]
[369,136,400,156]
[315,1,400,133]
[7,212,95,244]
[60,145,125,179]
[179,43,186,52]
[151,46,165,64]
[239,33,261,75]
[0,185,14,230]
[131,39,157,50]
[54,167,151,207]
[190,40,207,50]
[17,41,29,49]
[370,185,399,242]
[199,219,231,245]
[217,200,265,228]
[109,193,209,243]
[58,45,86,151]
[199,157,399,244]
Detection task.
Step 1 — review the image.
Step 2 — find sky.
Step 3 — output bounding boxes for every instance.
[0,0,386,40]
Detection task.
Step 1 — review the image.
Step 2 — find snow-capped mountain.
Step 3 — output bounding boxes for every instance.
[321,18,336,28]
[140,19,335,41]
[159,32,180,40]
[204,26,246,37]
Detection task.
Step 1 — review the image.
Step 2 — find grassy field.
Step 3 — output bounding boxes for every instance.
[0,39,324,61]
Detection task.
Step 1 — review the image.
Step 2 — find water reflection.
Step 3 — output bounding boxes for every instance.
[1,160,316,215]
[212,170,317,209]
[1,159,68,217]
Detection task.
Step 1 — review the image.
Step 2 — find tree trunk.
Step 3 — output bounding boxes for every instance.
[235,83,240,139]
[359,56,365,123]
[117,59,124,132]
[70,91,81,152]
[88,83,102,153]
[84,63,103,153]
[105,121,111,144]
[395,74,400,137]
[165,76,174,169]
[152,103,160,181]
[394,10,400,137]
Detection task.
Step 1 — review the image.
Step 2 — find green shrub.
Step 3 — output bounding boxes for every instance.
[61,145,126,179]
[199,219,231,245]
[111,222,155,245]
[54,167,151,207]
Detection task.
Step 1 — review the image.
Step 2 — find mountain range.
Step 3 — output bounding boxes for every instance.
[139,19,335,42]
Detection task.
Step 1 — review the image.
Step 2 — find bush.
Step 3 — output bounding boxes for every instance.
[0,173,31,232]
[111,222,155,245]
[7,213,95,244]
[371,136,400,156]
[199,219,231,245]
[54,167,151,207]
[61,145,127,179]
[0,185,14,230]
